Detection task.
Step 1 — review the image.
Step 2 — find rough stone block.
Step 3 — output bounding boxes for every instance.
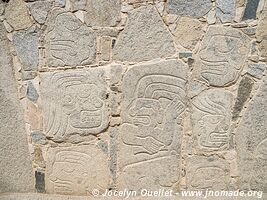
[85,0,121,27]
[236,75,267,192]
[5,0,33,30]
[113,6,175,62]
[168,0,212,18]
[13,26,39,71]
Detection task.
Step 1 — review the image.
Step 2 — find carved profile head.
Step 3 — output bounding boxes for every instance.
[46,8,96,67]
[198,26,250,86]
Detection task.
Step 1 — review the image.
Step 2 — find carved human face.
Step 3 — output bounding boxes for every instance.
[128,98,163,127]
[61,84,104,129]
[198,28,249,86]
[49,152,92,195]
[47,8,96,67]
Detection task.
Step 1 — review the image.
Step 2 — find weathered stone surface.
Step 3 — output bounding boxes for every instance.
[247,62,266,79]
[242,0,260,20]
[186,156,230,190]
[256,8,267,58]
[236,75,267,192]
[70,0,86,11]
[192,89,234,151]
[113,6,175,62]
[29,0,52,24]
[85,0,121,27]
[0,2,4,15]
[40,68,109,141]
[54,0,65,7]
[216,0,236,23]
[13,27,39,71]
[46,145,110,195]
[35,171,45,193]
[193,26,251,87]
[232,76,254,121]
[27,81,39,102]
[168,0,212,18]
[173,17,204,51]
[46,8,96,67]
[5,0,33,30]
[0,22,34,193]
[31,131,46,145]
[118,60,188,191]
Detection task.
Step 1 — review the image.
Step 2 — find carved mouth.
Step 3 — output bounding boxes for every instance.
[70,110,102,128]
[53,179,73,194]
[133,116,150,125]
[200,60,228,76]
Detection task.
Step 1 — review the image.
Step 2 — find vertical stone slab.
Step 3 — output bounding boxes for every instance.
[216,0,236,23]
[256,5,267,59]
[191,89,234,152]
[13,26,39,71]
[0,22,34,193]
[46,145,110,195]
[46,8,96,67]
[113,6,175,62]
[236,75,267,192]
[193,26,251,87]
[118,60,188,192]
[40,68,110,142]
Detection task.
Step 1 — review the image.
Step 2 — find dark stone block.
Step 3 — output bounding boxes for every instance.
[232,75,254,120]
[242,0,260,20]
[35,171,45,193]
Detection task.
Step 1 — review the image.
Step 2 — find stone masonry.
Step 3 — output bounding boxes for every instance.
[0,0,266,199]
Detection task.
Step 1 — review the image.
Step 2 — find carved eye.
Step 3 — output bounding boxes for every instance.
[62,95,76,107]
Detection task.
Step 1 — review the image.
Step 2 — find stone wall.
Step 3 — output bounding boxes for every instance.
[0,0,266,198]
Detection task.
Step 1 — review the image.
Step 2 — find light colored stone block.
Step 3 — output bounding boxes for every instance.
[173,17,204,51]
[0,22,34,193]
[5,0,33,30]
[193,26,251,87]
[236,75,267,192]
[46,8,96,67]
[85,0,121,27]
[46,145,111,195]
[118,60,188,191]
[113,6,175,62]
[40,68,109,142]
[192,89,234,151]
[186,156,230,190]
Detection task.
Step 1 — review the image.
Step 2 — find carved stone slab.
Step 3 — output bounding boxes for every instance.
[186,156,230,190]
[193,26,251,87]
[192,89,234,152]
[118,60,188,191]
[46,145,110,195]
[46,8,96,67]
[40,68,109,142]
